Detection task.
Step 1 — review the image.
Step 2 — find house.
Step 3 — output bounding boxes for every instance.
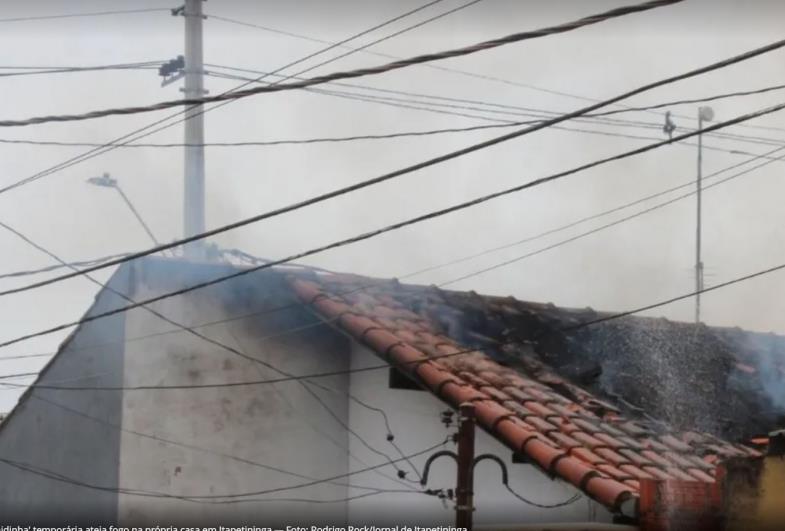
[0,256,782,528]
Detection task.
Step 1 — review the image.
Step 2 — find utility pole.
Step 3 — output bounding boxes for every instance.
[182,0,206,259]
[695,106,714,323]
[455,403,476,530]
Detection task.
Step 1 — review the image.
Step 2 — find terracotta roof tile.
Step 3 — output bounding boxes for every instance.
[549,431,583,450]
[571,431,608,450]
[522,401,558,417]
[659,434,694,453]
[286,272,763,515]
[593,433,626,449]
[595,447,631,466]
[525,416,560,434]
[570,446,606,466]
[619,464,656,481]
[596,463,634,482]
[663,451,699,469]
[618,448,654,467]
[556,418,581,435]
[640,450,673,469]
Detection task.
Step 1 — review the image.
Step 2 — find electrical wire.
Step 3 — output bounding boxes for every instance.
[0,139,774,391]
[0,0,683,128]
[1,100,782,355]
[0,0,458,197]
[208,7,785,139]
[0,61,164,78]
[18,116,781,393]
[0,8,169,23]
[0,456,428,505]
[0,352,52,362]
[223,325,418,487]
[7,248,785,393]
[5,125,782,395]
[0,372,37,380]
[0,220,416,487]
[0,439,447,502]
[504,484,582,509]
[204,68,785,159]
[204,63,785,149]
[435,145,785,287]
[28,393,401,492]
[0,252,132,280]
[3,36,782,303]
[210,12,785,138]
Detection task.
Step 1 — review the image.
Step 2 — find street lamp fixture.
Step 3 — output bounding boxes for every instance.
[86,172,166,252]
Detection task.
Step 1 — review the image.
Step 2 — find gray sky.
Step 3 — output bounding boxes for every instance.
[1,0,785,411]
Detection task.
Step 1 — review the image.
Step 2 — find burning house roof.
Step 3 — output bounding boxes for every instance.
[286,269,783,515]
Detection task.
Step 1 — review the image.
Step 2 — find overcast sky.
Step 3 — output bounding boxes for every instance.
[1,0,784,411]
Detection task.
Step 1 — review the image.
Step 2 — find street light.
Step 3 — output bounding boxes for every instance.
[86,172,166,251]
[695,106,714,323]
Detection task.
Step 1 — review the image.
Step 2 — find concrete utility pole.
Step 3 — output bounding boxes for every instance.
[695,106,714,323]
[455,403,476,530]
[182,0,206,259]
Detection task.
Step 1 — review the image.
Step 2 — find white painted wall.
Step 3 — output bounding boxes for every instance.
[346,343,613,526]
[116,260,354,525]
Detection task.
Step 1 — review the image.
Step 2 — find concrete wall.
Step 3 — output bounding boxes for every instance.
[115,259,352,525]
[0,266,129,524]
[345,343,614,526]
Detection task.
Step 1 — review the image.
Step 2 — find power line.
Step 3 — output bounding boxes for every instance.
[205,62,785,149]
[4,144,783,394]
[0,0,458,197]
[0,252,132,280]
[0,455,427,505]
[0,8,169,23]
[0,249,329,281]
[4,141,781,391]
[3,37,781,304]
[0,102,781,357]
[204,67,785,155]
[504,484,582,509]
[0,0,683,128]
[566,261,785,333]
[0,352,52,362]
[7,248,785,393]
[29,391,405,493]
[0,221,416,487]
[0,61,164,78]
[0,372,37,380]
[408,143,785,282]
[438,145,785,288]
[207,10,785,137]
[0,104,782,353]
[0,439,447,502]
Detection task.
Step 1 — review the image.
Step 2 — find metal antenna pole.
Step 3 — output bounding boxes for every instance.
[695,106,713,323]
[695,112,703,323]
[183,0,206,259]
[456,403,476,531]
